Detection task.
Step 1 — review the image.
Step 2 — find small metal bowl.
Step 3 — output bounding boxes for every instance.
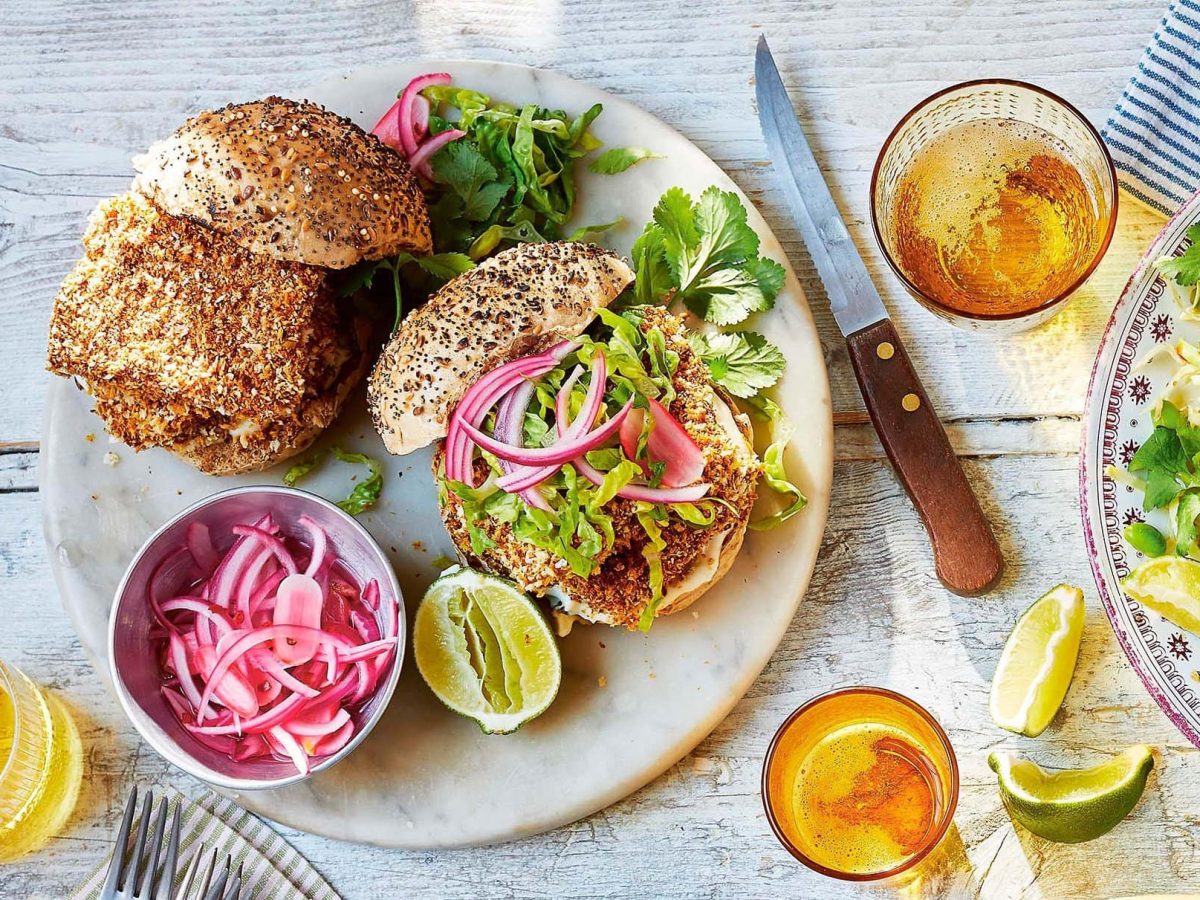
[108,485,405,791]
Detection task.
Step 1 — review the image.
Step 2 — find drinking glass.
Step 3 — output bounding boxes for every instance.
[762,686,958,882]
[0,660,83,861]
[871,79,1117,332]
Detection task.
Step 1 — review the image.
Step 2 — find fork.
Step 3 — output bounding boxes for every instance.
[100,787,241,900]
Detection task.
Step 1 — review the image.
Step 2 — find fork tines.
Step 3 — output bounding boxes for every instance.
[100,788,240,900]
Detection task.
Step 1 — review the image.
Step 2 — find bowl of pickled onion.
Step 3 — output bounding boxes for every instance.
[108,485,404,790]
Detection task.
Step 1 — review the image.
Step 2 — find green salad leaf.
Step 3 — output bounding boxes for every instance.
[588,147,662,175]
[283,447,384,516]
[1159,223,1200,286]
[631,187,785,325]
[743,395,807,531]
[688,330,785,398]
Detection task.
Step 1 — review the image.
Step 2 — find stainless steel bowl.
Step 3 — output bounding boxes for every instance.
[108,485,405,791]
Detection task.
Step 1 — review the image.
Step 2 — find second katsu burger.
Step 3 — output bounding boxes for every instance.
[368,241,763,630]
[47,97,431,474]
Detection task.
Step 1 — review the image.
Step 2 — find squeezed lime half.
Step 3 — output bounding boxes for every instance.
[413,566,561,734]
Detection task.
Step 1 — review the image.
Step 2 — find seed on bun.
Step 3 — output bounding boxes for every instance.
[368,241,635,456]
[133,96,432,269]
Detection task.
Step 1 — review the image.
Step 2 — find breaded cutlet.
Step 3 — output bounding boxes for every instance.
[47,192,363,471]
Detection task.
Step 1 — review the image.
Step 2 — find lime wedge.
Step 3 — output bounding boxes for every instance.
[413,566,561,734]
[1122,556,1200,635]
[989,584,1085,737]
[988,746,1154,843]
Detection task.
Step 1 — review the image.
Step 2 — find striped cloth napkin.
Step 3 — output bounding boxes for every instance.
[71,787,339,900]
[1103,0,1200,215]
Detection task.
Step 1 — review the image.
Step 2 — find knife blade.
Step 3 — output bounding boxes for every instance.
[754,36,1004,596]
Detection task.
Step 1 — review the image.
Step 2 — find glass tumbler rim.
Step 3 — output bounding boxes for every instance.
[868,77,1119,324]
[760,685,960,882]
[0,660,52,828]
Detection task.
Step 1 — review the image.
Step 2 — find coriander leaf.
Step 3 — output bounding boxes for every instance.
[744,395,807,530]
[331,447,384,515]
[630,224,672,305]
[406,252,476,281]
[681,264,775,325]
[688,330,785,398]
[1158,223,1200,286]
[1174,489,1200,556]
[652,187,699,286]
[338,260,380,297]
[429,141,508,222]
[588,147,662,175]
[1144,469,1184,511]
[692,186,760,276]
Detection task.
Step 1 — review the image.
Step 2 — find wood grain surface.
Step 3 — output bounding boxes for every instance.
[2,1,1196,898]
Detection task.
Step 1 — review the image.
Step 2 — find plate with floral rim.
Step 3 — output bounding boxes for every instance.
[1081,188,1200,749]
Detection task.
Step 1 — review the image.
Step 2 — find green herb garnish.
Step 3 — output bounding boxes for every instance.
[630,186,785,325]
[1159,223,1200,286]
[688,330,785,399]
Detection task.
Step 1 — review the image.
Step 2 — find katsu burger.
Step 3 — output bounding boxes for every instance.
[368,241,763,630]
[47,97,431,474]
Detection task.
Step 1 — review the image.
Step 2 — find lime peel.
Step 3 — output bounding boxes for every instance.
[988,746,1154,843]
[413,565,561,734]
[989,584,1085,738]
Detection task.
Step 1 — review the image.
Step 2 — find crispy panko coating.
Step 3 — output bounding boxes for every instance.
[47,192,364,473]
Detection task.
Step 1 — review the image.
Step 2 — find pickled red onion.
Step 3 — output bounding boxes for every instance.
[153,514,397,775]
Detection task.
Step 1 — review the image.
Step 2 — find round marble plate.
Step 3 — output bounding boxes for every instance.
[41,61,833,848]
[1082,189,1200,750]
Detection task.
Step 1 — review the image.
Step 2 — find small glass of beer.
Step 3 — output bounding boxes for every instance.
[871,80,1117,331]
[762,687,958,881]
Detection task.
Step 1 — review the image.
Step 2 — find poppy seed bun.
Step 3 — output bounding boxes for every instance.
[132,96,431,269]
[368,241,635,456]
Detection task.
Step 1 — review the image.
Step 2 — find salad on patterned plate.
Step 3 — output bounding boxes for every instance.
[1113,223,1200,638]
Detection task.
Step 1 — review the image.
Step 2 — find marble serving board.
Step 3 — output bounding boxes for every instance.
[40,60,833,848]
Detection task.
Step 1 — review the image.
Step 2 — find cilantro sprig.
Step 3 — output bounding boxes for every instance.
[1127,400,1200,558]
[1159,223,1200,287]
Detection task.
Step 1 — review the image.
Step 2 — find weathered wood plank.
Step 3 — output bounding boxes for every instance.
[4,452,1198,899]
[0,0,1167,441]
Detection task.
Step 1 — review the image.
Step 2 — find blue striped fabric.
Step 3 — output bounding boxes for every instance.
[1104,0,1200,215]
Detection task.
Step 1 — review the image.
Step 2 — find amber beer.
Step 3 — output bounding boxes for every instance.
[763,688,958,880]
[885,119,1108,316]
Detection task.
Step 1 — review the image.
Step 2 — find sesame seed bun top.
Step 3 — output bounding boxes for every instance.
[132,96,431,269]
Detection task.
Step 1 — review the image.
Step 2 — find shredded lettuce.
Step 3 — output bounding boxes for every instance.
[283,447,384,516]
[743,396,807,531]
[635,503,669,631]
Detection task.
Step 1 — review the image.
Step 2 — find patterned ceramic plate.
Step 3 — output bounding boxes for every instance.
[1082,190,1200,748]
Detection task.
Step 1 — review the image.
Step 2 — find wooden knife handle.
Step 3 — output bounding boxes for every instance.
[845,319,1004,596]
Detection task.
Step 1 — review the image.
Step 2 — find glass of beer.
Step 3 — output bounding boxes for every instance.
[762,687,958,881]
[871,80,1117,331]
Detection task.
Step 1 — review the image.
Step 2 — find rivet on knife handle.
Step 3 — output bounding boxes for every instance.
[846,319,1004,596]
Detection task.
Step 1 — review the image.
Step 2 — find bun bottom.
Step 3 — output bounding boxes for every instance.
[175,315,373,476]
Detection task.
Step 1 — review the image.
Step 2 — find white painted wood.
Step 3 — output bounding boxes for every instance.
[2,0,1195,897]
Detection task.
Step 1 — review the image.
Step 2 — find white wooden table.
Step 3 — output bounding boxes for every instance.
[2,1,1194,897]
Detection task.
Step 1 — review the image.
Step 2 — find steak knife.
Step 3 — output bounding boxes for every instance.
[754,36,1004,596]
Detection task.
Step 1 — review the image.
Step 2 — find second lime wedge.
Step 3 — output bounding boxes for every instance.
[413,565,561,734]
[988,746,1154,843]
[1122,556,1200,636]
[989,584,1085,737]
